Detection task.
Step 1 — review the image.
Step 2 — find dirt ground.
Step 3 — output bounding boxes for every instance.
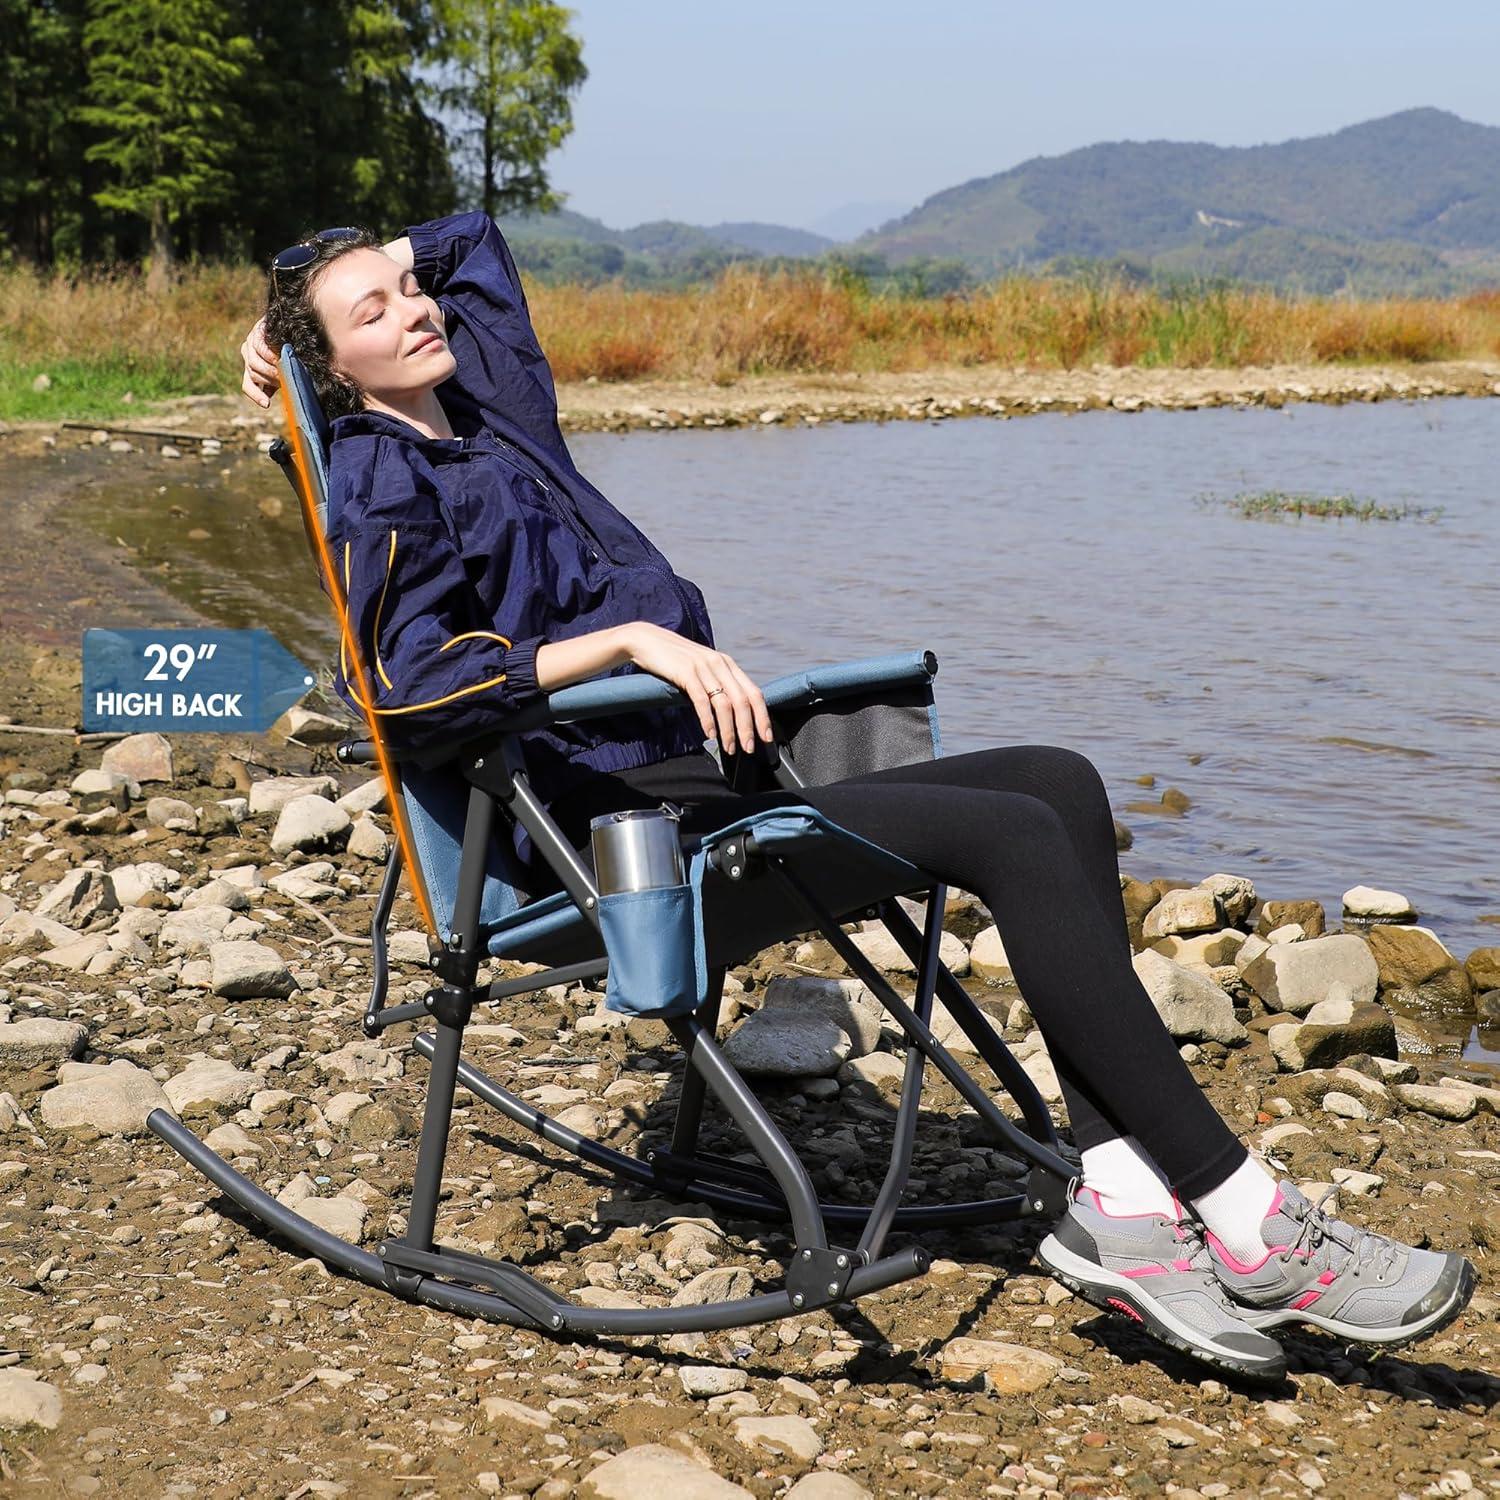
[0,396,1495,1498]
[0,621,1495,1499]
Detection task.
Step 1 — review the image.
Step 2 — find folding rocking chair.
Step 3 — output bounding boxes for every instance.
[146,350,1076,1336]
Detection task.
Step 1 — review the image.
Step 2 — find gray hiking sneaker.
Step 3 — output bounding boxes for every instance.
[1036,1187,1287,1382]
[1202,1179,1477,1347]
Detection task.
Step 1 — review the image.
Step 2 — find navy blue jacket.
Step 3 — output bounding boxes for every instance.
[326,211,716,814]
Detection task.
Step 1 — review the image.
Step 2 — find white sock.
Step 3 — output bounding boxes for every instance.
[1078,1135,1178,1220]
[1190,1155,1280,1264]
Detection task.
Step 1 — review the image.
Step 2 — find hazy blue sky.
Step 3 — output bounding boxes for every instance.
[549,2,1500,236]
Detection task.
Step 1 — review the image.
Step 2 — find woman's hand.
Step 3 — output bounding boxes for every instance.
[240,316,279,409]
[624,623,774,756]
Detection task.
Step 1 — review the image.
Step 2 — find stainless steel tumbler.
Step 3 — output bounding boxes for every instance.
[590,806,687,894]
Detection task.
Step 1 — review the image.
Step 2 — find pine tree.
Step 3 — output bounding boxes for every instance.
[0,0,89,264]
[79,0,255,286]
[431,0,586,217]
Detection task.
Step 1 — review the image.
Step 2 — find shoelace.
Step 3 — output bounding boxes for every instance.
[1280,1186,1402,1281]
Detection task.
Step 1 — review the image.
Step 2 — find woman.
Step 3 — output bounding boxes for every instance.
[241,213,1476,1381]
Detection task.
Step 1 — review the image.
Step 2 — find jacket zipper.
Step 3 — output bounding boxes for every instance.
[485,432,608,562]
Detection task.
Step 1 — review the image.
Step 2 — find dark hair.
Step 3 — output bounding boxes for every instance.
[263,225,385,421]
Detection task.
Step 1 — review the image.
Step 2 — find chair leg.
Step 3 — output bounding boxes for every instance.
[668,966,727,1159]
[360,839,404,1037]
[402,1013,466,1255]
[857,884,944,1261]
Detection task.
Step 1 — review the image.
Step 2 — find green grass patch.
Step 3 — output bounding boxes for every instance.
[1196,489,1445,523]
[0,354,230,422]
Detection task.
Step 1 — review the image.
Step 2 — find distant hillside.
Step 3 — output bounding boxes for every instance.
[497,207,829,285]
[861,109,1500,292]
[702,222,834,257]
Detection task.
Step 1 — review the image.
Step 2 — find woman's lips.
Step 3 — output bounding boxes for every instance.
[409,333,443,356]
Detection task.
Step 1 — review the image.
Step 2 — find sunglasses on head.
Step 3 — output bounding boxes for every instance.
[270,227,363,294]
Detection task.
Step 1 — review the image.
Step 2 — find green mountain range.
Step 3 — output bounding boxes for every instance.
[505,111,1500,294]
[858,108,1500,293]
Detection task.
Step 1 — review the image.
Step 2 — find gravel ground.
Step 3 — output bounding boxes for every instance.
[0,644,1495,1499]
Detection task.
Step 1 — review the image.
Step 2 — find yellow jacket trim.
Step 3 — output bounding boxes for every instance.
[373,530,397,691]
[337,535,515,718]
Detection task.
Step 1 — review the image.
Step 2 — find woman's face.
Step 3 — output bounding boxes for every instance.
[312,247,457,405]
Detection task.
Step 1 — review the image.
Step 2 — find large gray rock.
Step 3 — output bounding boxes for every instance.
[850,922,969,977]
[786,1477,875,1500]
[1343,885,1416,921]
[731,1414,824,1463]
[145,795,197,830]
[100,731,173,784]
[1202,872,1257,926]
[0,1018,88,1067]
[1142,887,1219,941]
[247,774,339,816]
[1265,1001,1397,1072]
[37,933,111,972]
[582,1445,752,1500]
[268,862,340,901]
[760,975,882,1056]
[1131,950,1247,1043]
[723,1010,852,1077]
[39,1059,174,1137]
[1240,934,1379,1016]
[0,1370,63,1430]
[939,1336,1063,1394]
[335,777,388,816]
[1363,925,1473,1016]
[209,940,295,998]
[164,1057,259,1116]
[269,795,351,855]
[35,868,119,929]
[108,860,181,907]
[180,877,251,911]
[315,1040,404,1083]
[158,903,239,955]
[969,924,1013,983]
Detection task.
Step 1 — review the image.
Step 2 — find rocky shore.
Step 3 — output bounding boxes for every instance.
[2,358,1500,460]
[0,715,1495,1497]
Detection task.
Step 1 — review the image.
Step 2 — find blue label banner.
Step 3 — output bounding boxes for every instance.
[83,628,315,734]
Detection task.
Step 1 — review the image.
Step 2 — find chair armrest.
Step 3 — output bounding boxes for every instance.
[760,648,937,711]
[346,649,939,772]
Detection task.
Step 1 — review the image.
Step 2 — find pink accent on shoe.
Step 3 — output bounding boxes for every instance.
[1291,1290,1323,1311]
[1119,1265,1169,1278]
[1106,1296,1144,1323]
[1172,1258,1195,1272]
[1318,1270,1337,1285]
[1204,1230,1298,1274]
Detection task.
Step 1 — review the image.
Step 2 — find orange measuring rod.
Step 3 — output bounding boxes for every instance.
[276,372,440,940]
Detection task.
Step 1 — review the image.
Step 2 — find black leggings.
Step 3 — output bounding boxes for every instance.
[543,744,1250,1200]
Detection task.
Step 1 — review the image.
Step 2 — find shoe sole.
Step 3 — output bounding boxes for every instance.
[1235,1257,1479,1348]
[1037,1233,1287,1383]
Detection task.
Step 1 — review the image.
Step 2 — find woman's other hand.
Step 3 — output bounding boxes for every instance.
[240,316,279,408]
[624,623,774,756]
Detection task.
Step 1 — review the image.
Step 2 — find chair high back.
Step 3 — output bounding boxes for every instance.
[272,345,533,939]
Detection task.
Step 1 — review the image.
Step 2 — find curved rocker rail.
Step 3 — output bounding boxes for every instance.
[146,1107,928,1335]
[415,1032,1035,1231]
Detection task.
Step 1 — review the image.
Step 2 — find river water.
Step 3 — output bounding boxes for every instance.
[77,395,1499,1061]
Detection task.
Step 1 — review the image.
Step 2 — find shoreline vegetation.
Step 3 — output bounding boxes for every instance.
[4,262,1500,430]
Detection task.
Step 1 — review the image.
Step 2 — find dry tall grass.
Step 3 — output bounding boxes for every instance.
[4,260,1500,418]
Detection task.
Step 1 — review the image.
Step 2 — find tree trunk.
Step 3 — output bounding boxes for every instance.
[145,196,174,292]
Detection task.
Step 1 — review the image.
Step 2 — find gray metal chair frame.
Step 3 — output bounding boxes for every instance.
[145,351,1076,1337]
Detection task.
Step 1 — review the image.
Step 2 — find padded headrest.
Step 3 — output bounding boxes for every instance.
[279,344,332,534]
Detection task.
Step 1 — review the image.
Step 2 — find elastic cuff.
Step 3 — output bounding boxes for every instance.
[406,220,440,289]
[502,635,548,700]
[1173,1135,1253,1203]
